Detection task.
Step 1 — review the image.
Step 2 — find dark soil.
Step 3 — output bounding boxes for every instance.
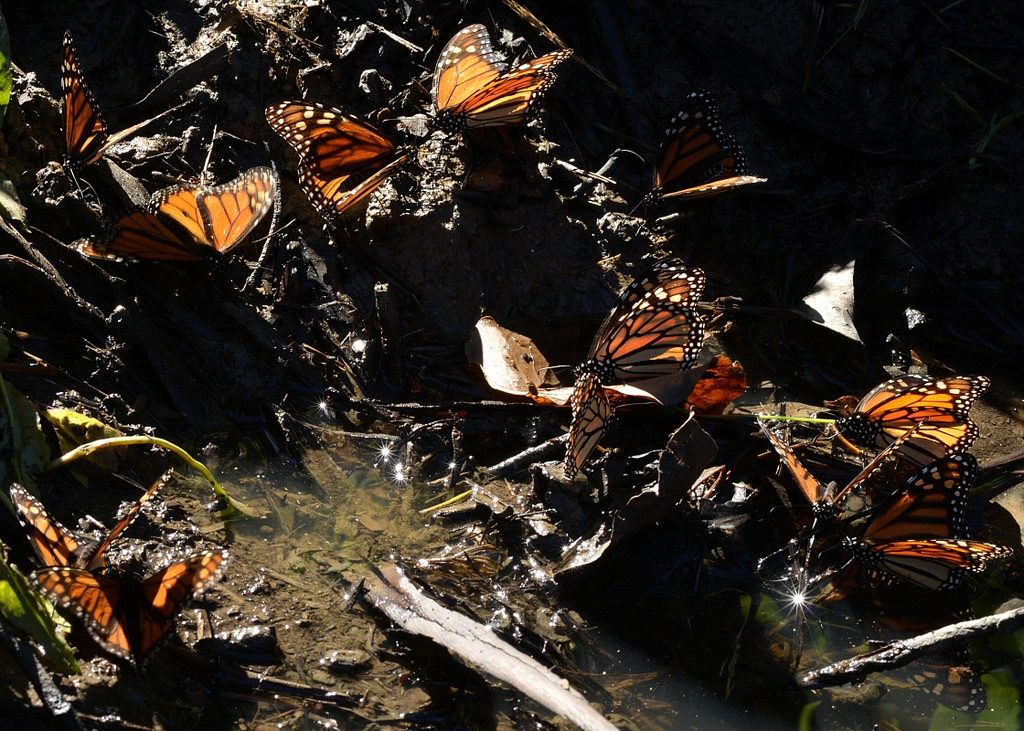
[2,0,1024,728]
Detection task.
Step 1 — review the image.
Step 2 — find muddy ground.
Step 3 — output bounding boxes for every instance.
[2,0,1024,728]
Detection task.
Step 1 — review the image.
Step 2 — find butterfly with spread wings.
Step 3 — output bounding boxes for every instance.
[62,30,167,169]
[647,90,766,203]
[266,101,409,219]
[843,454,1013,590]
[564,371,612,479]
[78,166,278,261]
[836,374,989,467]
[578,263,707,385]
[32,550,228,667]
[431,24,573,131]
[10,474,168,572]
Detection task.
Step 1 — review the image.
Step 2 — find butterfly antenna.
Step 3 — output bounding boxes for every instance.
[200,123,218,185]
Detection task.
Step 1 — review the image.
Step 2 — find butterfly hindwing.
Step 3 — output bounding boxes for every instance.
[564,372,612,479]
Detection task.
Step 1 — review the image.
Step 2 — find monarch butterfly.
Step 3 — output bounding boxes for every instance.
[759,421,920,522]
[836,374,989,467]
[648,90,766,202]
[32,550,228,667]
[844,455,1013,590]
[579,264,707,384]
[846,538,1012,592]
[78,166,278,261]
[265,101,408,218]
[564,371,612,479]
[62,30,165,169]
[431,24,573,131]
[10,474,168,572]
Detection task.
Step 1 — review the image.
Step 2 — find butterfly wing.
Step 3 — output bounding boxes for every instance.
[266,102,400,216]
[432,25,506,114]
[839,375,988,465]
[32,567,132,661]
[299,153,409,217]
[134,550,228,664]
[759,425,828,506]
[432,24,571,129]
[585,267,706,383]
[10,484,82,568]
[153,167,278,253]
[84,471,171,572]
[450,51,573,129]
[564,372,612,479]
[863,455,975,542]
[851,538,1013,591]
[78,209,205,261]
[652,90,766,201]
[62,31,109,167]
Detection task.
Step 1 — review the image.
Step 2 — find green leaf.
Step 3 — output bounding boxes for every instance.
[0,10,10,125]
[0,379,51,506]
[0,547,79,674]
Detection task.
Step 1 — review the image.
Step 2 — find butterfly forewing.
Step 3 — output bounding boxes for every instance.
[265,102,395,171]
[564,372,611,478]
[652,90,765,201]
[863,455,975,542]
[62,31,109,167]
[10,484,82,568]
[856,539,1013,591]
[79,210,204,261]
[432,24,506,112]
[584,266,707,383]
[759,426,827,505]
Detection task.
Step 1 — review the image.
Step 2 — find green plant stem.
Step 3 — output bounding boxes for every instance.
[420,489,472,514]
[45,435,244,519]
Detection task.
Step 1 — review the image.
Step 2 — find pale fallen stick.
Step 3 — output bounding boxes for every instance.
[363,563,617,731]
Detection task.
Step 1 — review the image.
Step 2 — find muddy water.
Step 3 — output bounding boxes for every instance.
[178,393,1024,728]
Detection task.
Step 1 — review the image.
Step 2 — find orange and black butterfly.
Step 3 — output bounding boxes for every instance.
[78,166,278,261]
[10,474,167,572]
[431,24,573,131]
[760,421,921,522]
[32,550,228,667]
[62,30,164,169]
[836,374,989,467]
[579,263,706,384]
[648,90,766,202]
[844,455,1013,590]
[564,372,612,479]
[266,101,408,219]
